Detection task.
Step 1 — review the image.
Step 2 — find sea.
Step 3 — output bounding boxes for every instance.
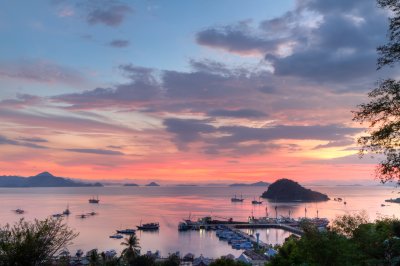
[0,185,399,258]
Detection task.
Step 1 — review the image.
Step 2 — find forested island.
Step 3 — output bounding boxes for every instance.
[261,179,329,202]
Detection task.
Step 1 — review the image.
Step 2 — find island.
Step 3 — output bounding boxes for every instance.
[230,181,270,187]
[385,198,400,203]
[261,178,329,202]
[0,172,103,187]
[145,182,160,187]
[123,183,139,187]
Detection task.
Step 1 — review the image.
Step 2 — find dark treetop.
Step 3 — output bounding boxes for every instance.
[261,178,329,202]
[0,171,103,187]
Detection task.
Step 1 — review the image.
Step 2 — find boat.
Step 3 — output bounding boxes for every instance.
[77,214,87,219]
[52,213,63,218]
[137,222,160,231]
[231,194,244,202]
[14,209,25,214]
[63,205,71,215]
[89,196,99,204]
[87,211,97,216]
[251,197,263,205]
[178,222,191,231]
[109,234,123,239]
[116,228,136,234]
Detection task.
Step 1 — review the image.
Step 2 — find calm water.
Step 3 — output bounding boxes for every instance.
[0,185,399,258]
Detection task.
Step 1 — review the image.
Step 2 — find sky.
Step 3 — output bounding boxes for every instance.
[0,0,396,184]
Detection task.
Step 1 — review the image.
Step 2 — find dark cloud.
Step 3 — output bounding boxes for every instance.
[86,2,133,27]
[207,109,266,118]
[66,148,124,155]
[52,64,160,109]
[196,0,391,85]
[0,94,42,108]
[0,59,85,85]
[109,39,130,48]
[196,22,286,55]
[163,117,361,155]
[0,135,47,149]
[17,137,48,143]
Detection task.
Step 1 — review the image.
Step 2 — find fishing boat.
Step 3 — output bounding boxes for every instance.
[251,197,263,205]
[116,228,136,234]
[14,209,25,214]
[137,222,160,231]
[109,234,123,239]
[63,205,71,215]
[231,194,244,202]
[89,195,99,204]
[87,211,97,216]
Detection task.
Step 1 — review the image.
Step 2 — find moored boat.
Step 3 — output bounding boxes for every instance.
[231,194,244,202]
[89,195,99,204]
[116,228,136,234]
[137,222,159,231]
[109,234,123,239]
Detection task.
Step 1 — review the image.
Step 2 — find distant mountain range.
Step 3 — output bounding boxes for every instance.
[0,172,103,187]
[229,181,270,187]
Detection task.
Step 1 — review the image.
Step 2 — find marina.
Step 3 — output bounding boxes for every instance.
[1,185,399,258]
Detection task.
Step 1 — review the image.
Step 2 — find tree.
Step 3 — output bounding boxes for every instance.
[330,211,369,237]
[160,253,180,266]
[0,218,78,266]
[209,257,249,266]
[353,0,400,184]
[121,234,141,264]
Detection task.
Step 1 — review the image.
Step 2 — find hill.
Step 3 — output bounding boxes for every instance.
[146,182,160,187]
[261,179,329,202]
[123,183,139,187]
[230,181,270,187]
[0,172,103,187]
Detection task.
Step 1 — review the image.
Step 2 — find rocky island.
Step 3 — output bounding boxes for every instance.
[385,198,400,203]
[146,182,160,187]
[0,172,103,187]
[261,178,329,202]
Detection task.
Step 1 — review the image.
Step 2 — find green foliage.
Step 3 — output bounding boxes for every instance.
[129,255,156,266]
[268,215,400,266]
[331,211,369,237]
[210,257,249,266]
[0,218,78,266]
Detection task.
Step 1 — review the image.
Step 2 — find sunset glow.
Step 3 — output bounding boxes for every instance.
[0,0,390,184]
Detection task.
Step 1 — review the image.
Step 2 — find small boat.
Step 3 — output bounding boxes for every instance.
[251,197,263,205]
[381,204,386,207]
[109,234,123,239]
[231,194,244,202]
[77,214,87,219]
[63,205,71,215]
[52,213,64,218]
[137,222,160,231]
[87,211,98,216]
[89,195,99,204]
[14,209,25,214]
[178,222,191,231]
[116,228,136,234]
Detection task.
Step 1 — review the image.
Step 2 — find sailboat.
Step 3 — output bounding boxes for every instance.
[251,197,263,205]
[63,204,71,215]
[89,195,99,204]
[231,194,244,202]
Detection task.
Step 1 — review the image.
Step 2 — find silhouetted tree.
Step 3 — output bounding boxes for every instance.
[0,218,78,266]
[354,0,400,184]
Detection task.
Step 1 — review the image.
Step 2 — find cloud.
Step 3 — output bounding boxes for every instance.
[207,109,266,118]
[0,135,47,149]
[65,148,124,155]
[86,1,133,27]
[196,0,391,84]
[17,137,48,143]
[0,94,42,108]
[0,59,85,85]
[163,117,362,155]
[196,21,288,56]
[109,39,130,48]
[313,138,356,149]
